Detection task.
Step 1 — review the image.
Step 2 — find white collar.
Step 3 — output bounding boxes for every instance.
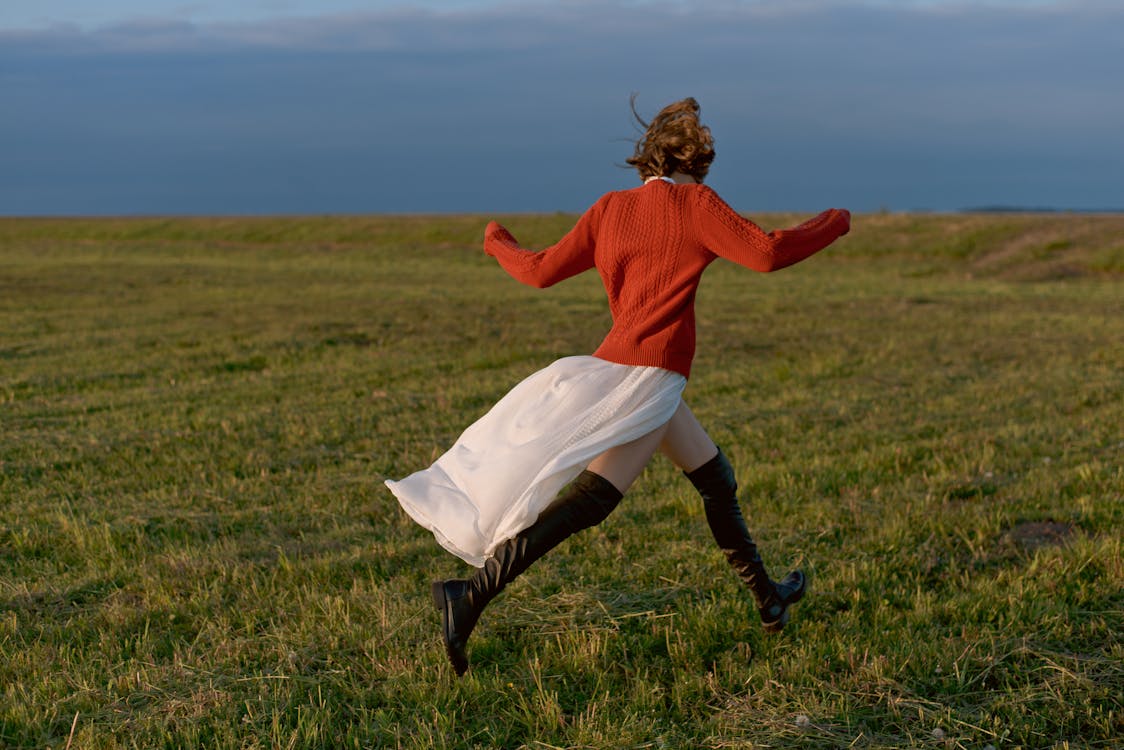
[644,176,675,184]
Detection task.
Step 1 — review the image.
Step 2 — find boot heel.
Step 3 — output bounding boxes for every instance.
[432,579,471,676]
[431,580,447,611]
[762,608,790,634]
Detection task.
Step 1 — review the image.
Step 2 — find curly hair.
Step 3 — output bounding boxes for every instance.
[626,96,715,182]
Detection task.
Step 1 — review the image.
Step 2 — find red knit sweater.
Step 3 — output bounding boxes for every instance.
[484,180,850,378]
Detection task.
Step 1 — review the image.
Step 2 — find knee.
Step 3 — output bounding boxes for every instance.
[686,447,737,494]
[574,471,624,527]
[541,470,624,534]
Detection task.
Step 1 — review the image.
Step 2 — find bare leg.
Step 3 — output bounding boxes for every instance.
[434,418,672,675]
[663,399,807,632]
[587,418,673,493]
[659,400,719,472]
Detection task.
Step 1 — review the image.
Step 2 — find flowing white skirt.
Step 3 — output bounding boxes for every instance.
[385,356,686,567]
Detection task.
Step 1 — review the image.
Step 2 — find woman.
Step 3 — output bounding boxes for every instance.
[386,97,850,675]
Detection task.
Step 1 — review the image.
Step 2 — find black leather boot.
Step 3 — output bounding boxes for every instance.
[432,470,623,675]
[685,448,806,632]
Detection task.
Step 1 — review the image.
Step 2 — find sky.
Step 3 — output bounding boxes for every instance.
[2,0,1122,215]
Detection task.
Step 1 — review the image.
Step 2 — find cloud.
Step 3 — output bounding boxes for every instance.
[1,0,1122,214]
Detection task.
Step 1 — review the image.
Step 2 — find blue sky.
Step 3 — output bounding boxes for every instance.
[2,0,1121,215]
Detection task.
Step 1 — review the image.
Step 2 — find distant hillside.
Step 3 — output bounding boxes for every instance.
[833,212,1124,281]
[1,212,1121,282]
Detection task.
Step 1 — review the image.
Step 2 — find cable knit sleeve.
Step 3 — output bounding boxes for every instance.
[694,186,850,272]
[483,195,606,288]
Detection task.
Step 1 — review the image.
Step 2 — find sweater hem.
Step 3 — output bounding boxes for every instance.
[592,345,692,380]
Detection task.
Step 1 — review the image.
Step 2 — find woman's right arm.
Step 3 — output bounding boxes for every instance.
[483,196,608,288]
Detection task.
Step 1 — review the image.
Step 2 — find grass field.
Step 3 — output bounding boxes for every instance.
[1,212,1122,749]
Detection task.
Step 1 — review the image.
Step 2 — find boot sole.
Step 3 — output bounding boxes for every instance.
[761,571,807,634]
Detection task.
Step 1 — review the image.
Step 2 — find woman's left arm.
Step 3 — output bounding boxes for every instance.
[694,186,850,272]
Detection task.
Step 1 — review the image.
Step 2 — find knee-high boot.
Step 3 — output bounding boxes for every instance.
[431,470,623,675]
[684,448,806,632]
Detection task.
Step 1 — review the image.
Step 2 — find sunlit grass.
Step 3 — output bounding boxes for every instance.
[1,213,1121,748]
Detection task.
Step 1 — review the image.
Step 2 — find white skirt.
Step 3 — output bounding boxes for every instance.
[385,356,687,567]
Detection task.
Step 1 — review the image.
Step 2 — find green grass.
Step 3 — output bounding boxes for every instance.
[1,212,1122,749]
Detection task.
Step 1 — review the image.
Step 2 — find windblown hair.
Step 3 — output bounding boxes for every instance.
[626,96,715,181]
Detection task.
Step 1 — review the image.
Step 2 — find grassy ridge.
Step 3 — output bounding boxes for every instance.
[1,213,1121,748]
